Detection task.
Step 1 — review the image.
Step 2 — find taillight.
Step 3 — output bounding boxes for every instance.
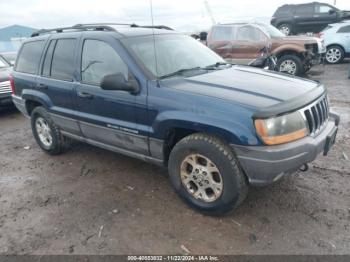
[316,32,324,38]
[9,74,15,94]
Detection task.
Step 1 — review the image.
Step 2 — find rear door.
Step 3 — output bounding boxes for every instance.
[207,26,234,62]
[36,36,81,135]
[313,3,338,32]
[294,3,316,33]
[231,25,269,64]
[75,36,148,155]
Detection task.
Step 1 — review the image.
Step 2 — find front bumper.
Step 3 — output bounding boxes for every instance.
[309,52,326,66]
[233,112,340,186]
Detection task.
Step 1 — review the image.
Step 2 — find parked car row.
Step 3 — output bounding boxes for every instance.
[271,1,350,35]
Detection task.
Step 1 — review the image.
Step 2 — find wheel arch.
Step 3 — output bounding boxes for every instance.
[273,46,306,59]
[326,43,345,52]
[154,118,258,163]
[22,89,53,116]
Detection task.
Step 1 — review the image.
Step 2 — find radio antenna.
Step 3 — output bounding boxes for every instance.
[150,0,160,86]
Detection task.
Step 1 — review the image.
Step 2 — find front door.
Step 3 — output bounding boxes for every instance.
[75,38,148,155]
[313,3,338,32]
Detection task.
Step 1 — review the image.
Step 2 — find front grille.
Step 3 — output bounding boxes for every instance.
[0,81,11,95]
[303,96,329,136]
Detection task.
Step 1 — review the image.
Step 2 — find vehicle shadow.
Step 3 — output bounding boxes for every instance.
[0,105,18,118]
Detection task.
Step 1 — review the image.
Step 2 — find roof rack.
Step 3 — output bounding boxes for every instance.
[31,23,173,37]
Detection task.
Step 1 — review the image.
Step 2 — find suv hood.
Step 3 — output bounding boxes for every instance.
[0,67,11,82]
[165,66,324,114]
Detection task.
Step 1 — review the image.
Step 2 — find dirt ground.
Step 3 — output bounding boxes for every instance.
[0,63,349,255]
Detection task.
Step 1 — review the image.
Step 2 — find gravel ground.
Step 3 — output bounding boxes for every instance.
[0,63,349,255]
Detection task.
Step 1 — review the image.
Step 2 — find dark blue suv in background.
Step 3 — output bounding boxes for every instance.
[11,24,339,215]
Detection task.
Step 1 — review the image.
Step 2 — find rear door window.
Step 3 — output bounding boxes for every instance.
[211,26,233,41]
[16,40,45,74]
[81,39,128,86]
[50,39,76,81]
[235,26,266,42]
[295,4,314,16]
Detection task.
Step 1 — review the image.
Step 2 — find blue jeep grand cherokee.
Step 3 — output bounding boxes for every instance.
[11,24,339,214]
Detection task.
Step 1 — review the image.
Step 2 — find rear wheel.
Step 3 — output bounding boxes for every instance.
[31,106,66,155]
[168,133,248,215]
[278,23,292,36]
[277,55,303,76]
[325,45,344,64]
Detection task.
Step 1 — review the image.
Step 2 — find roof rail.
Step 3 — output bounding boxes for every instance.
[31,24,120,37]
[31,23,173,37]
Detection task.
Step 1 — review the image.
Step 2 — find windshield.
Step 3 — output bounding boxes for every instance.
[258,23,285,38]
[1,53,16,66]
[122,34,225,78]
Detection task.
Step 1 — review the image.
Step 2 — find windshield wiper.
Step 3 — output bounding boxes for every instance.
[159,67,202,79]
[204,62,232,70]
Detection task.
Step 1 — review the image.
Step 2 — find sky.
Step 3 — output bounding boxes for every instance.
[1,0,350,32]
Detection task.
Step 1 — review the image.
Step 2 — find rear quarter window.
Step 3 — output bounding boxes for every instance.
[16,40,45,74]
[274,6,292,16]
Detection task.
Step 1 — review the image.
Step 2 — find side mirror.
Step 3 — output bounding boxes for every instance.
[100,73,139,94]
[328,9,335,14]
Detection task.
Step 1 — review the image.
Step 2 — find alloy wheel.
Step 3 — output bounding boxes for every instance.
[35,117,53,147]
[180,154,223,203]
[326,48,342,63]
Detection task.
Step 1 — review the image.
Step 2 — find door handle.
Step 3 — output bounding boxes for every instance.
[36,83,48,90]
[78,91,94,99]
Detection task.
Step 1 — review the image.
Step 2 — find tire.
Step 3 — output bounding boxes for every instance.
[278,23,292,36]
[31,106,66,155]
[168,133,248,215]
[325,45,344,64]
[277,54,304,76]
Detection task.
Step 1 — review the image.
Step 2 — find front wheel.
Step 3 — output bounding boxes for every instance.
[277,55,303,76]
[325,45,344,64]
[168,133,248,215]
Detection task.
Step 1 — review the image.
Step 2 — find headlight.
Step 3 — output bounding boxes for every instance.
[254,111,308,145]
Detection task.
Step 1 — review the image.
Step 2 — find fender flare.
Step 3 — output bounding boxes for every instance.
[22,89,53,110]
[152,111,259,146]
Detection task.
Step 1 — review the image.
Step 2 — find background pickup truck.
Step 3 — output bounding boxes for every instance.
[207,22,326,76]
